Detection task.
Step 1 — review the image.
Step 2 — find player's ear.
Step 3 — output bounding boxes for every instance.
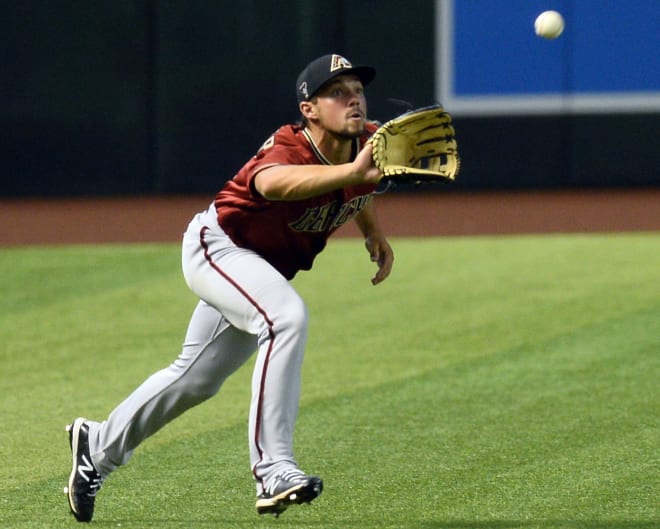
[300,101,318,120]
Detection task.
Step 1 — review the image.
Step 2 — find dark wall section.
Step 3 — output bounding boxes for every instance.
[454,114,660,190]
[2,2,151,196]
[1,2,658,197]
[151,0,436,194]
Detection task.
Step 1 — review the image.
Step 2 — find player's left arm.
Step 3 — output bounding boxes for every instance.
[353,198,394,285]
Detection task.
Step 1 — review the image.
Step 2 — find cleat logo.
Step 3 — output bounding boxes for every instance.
[77,454,95,482]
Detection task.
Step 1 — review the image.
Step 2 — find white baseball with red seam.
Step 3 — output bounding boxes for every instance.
[534,10,564,39]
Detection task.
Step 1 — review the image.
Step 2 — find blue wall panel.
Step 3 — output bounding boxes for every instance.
[437,0,660,114]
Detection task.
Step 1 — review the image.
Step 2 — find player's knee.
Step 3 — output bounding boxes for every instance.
[276,295,309,333]
[260,294,308,341]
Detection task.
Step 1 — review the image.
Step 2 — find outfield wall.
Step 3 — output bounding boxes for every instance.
[2,1,658,197]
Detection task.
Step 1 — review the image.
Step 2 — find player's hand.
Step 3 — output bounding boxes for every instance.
[353,143,382,184]
[365,234,393,285]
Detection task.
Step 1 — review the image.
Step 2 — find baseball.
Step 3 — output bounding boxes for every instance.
[534,10,564,39]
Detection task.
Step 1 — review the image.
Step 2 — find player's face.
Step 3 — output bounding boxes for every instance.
[311,75,368,138]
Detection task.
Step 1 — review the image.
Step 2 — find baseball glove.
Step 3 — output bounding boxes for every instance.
[370,104,460,184]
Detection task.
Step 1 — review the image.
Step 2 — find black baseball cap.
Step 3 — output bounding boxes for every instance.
[296,54,376,103]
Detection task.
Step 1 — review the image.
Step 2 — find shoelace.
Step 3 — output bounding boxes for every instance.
[264,469,306,495]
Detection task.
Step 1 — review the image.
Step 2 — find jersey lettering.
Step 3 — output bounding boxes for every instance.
[330,194,372,228]
[289,194,372,233]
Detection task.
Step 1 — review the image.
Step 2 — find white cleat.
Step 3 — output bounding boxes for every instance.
[255,470,323,517]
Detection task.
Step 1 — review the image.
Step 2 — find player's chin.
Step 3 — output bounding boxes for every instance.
[342,120,366,138]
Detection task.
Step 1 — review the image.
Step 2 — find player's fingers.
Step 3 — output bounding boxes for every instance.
[371,248,393,285]
[371,266,390,285]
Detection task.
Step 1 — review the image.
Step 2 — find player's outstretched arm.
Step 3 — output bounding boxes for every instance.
[254,145,382,201]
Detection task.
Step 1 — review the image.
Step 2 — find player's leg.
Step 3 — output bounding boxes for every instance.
[87,300,256,475]
[66,206,320,520]
[186,224,322,514]
[66,300,256,521]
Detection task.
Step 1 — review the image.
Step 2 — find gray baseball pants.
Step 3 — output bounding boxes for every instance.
[86,204,308,493]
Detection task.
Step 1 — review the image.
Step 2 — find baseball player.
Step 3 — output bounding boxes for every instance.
[64,53,394,522]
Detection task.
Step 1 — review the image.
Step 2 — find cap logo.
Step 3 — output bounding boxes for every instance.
[330,54,353,72]
[298,81,309,99]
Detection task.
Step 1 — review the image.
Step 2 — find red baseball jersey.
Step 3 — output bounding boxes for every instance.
[215,123,378,279]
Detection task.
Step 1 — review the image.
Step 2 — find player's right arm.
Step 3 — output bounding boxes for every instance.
[254,144,381,201]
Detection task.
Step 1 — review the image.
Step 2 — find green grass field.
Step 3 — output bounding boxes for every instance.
[1,234,658,529]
